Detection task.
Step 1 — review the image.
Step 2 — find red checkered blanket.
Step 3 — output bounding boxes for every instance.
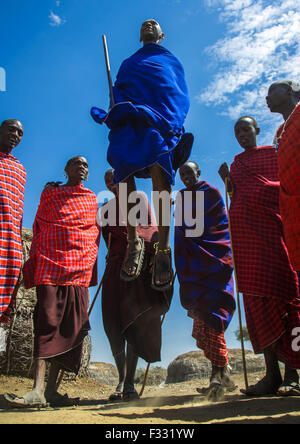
[229,146,299,300]
[277,104,300,270]
[0,153,26,323]
[23,184,100,288]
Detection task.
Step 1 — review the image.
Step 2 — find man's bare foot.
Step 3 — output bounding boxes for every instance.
[207,383,225,402]
[152,248,173,291]
[221,365,237,392]
[240,375,282,397]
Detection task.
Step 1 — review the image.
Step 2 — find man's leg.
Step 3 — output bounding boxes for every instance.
[4,359,47,407]
[112,351,126,397]
[149,163,172,287]
[44,361,61,400]
[33,359,47,398]
[123,343,139,400]
[241,346,282,395]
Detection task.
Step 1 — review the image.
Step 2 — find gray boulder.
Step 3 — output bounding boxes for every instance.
[166,349,265,383]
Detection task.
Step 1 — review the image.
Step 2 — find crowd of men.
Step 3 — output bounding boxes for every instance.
[1,19,300,408]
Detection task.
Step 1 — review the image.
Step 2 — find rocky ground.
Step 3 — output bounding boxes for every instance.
[1,371,300,424]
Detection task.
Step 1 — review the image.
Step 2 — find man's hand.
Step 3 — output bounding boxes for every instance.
[218,162,234,195]
[218,162,230,183]
[43,181,63,191]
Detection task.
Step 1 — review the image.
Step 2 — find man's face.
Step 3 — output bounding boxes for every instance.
[66,156,89,182]
[179,163,200,188]
[234,118,258,150]
[266,83,290,113]
[140,19,163,44]
[0,120,23,152]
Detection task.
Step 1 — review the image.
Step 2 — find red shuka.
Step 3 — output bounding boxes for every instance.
[276,103,300,271]
[23,184,100,289]
[0,153,26,323]
[230,146,299,299]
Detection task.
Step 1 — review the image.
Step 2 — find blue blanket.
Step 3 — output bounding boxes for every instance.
[91,43,190,184]
[174,181,236,333]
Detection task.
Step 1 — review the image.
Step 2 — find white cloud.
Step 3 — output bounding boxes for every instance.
[49,10,65,27]
[198,0,300,141]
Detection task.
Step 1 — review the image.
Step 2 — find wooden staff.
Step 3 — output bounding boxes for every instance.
[225,177,248,390]
[102,34,115,107]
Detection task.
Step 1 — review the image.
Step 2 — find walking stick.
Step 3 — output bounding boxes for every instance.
[225,178,248,390]
[102,34,115,107]
[139,273,177,397]
[56,233,111,391]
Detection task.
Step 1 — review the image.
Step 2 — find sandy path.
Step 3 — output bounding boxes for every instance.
[1,373,300,424]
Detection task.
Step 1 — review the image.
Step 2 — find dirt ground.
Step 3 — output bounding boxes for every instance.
[0,372,300,424]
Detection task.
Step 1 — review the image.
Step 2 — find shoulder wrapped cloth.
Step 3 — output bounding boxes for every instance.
[0,153,26,323]
[23,185,100,289]
[175,181,236,334]
[91,43,190,185]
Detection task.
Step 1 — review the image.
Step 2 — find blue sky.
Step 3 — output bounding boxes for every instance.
[1,0,300,369]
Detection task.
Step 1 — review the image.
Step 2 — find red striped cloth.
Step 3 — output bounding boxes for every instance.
[0,152,26,323]
[243,293,300,369]
[276,104,300,270]
[23,184,100,288]
[229,146,299,300]
[192,317,229,367]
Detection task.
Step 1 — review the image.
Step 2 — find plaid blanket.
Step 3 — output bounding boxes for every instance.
[23,184,100,288]
[0,153,26,323]
[276,104,300,270]
[230,146,299,299]
[175,181,235,333]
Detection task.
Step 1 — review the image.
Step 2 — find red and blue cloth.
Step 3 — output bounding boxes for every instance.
[0,153,26,323]
[175,181,235,334]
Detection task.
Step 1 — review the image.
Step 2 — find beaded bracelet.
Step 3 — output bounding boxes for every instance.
[154,242,171,253]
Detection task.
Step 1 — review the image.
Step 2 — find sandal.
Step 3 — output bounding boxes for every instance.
[151,244,174,292]
[109,391,123,401]
[4,391,48,409]
[45,392,80,407]
[277,382,300,397]
[120,237,145,282]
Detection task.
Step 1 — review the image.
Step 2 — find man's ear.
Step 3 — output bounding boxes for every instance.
[159,33,165,42]
[197,169,201,179]
[256,127,260,136]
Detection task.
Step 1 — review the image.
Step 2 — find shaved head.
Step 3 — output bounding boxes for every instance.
[0,119,23,153]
